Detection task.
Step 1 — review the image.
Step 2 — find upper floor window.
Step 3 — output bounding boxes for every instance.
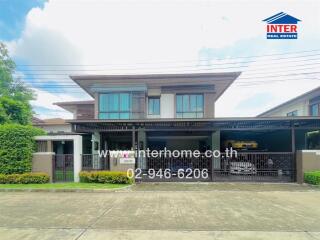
[148,97,160,115]
[176,94,203,118]
[99,93,131,119]
[287,110,298,117]
[310,103,320,116]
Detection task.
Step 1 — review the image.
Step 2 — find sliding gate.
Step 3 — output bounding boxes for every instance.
[212,152,295,182]
[142,154,212,182]
[142,152,295,182]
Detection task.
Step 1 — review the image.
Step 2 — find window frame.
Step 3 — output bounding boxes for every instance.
[310,103,320,116]
[99,92,132,119]
[148,97,160,115]
[176,94,204,118]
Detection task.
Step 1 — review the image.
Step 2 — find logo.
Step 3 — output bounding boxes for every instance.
[263,12,301,39]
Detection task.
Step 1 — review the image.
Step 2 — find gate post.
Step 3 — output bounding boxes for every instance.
[52,154,56,182]
[211,130,221,181]
[73,135,83,182]
[137,128,147,170]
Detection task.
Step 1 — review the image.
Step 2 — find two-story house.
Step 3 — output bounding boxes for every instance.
[46,72,320,183]
[56,72,240,155]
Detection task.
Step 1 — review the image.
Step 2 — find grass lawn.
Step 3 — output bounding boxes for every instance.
[0,182,130,190]
[54,170,74,182]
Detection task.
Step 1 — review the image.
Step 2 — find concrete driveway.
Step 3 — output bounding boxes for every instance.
[0,183,320,240]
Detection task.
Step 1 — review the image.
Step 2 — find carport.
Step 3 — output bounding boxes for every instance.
[69,117,320,182]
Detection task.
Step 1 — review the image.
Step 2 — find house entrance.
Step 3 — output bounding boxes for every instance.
[52,140,74,182]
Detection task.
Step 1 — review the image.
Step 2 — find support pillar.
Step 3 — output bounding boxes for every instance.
[92,132,101,169]
[212,130,221,170]
[132,126,136,150]
[291,127,296,153]
[73,135,83,182]
[137,128,147,170]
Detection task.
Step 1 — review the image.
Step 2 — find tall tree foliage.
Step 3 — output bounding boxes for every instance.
[0,42,34,124]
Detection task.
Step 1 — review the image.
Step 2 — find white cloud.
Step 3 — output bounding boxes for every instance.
[5,0,320,118]
[30,88,86,119]
[216,53,320,117]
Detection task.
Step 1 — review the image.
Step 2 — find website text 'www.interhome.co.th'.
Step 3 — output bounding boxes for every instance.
[98,148,238,158]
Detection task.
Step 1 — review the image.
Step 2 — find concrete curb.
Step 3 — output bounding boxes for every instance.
[0,184,133,193]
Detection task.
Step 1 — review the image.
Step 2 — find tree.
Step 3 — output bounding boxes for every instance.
[0,97,32,125]
[0,42,34,124]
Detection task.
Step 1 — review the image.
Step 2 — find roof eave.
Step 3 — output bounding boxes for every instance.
[69,71,241,98]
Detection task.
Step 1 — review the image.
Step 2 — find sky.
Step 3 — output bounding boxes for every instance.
[0,0,320,119]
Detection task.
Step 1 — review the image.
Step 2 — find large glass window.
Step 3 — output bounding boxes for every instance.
[310,103,319,116]
[176,94,204,118]
[99,93,131,119]
[148,97,160,115]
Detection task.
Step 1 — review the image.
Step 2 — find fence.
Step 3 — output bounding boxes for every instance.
[81,154,110,171]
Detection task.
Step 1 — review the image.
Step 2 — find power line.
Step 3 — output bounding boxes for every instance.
[9,50,320,93]
[14,49,320,67]
[25,72,320,90]
[14,53,320,74]
[237,77,320,86]
[14,59,320,74]
[18,66,320,86]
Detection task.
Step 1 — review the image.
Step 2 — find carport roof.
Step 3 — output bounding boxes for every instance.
[67,116,320,132]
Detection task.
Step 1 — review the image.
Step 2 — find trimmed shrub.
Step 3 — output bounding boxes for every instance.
[79,171,132,184]
[304,171,320,185]
[0,172,49,184]
[0,124,45,174]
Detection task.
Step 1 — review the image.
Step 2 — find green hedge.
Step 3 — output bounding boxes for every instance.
[79,171,132,184]
[0,124,45,174]
[304,171,320,185]
[0,172,49,184]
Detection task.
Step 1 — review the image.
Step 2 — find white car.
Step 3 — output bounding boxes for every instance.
[229,162,257,175]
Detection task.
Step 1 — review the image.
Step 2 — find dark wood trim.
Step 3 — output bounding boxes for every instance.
[68,116,320,123]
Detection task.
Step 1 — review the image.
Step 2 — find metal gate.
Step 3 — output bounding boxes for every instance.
[142,154,212,182]
[212,152,295,182]
[53,154,74,182]
[141,152,295,182]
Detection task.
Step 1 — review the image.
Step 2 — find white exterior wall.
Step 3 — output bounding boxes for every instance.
[260,88,320,117]
[160,93,175,118]
[262,100,309,117]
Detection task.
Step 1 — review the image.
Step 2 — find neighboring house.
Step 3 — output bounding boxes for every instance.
[33,117,72,134]
[258,87,320,117]
[54,100,95,120]
[33,72,320,183]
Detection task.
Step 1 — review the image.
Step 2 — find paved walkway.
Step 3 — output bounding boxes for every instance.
[0,183,319,240]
